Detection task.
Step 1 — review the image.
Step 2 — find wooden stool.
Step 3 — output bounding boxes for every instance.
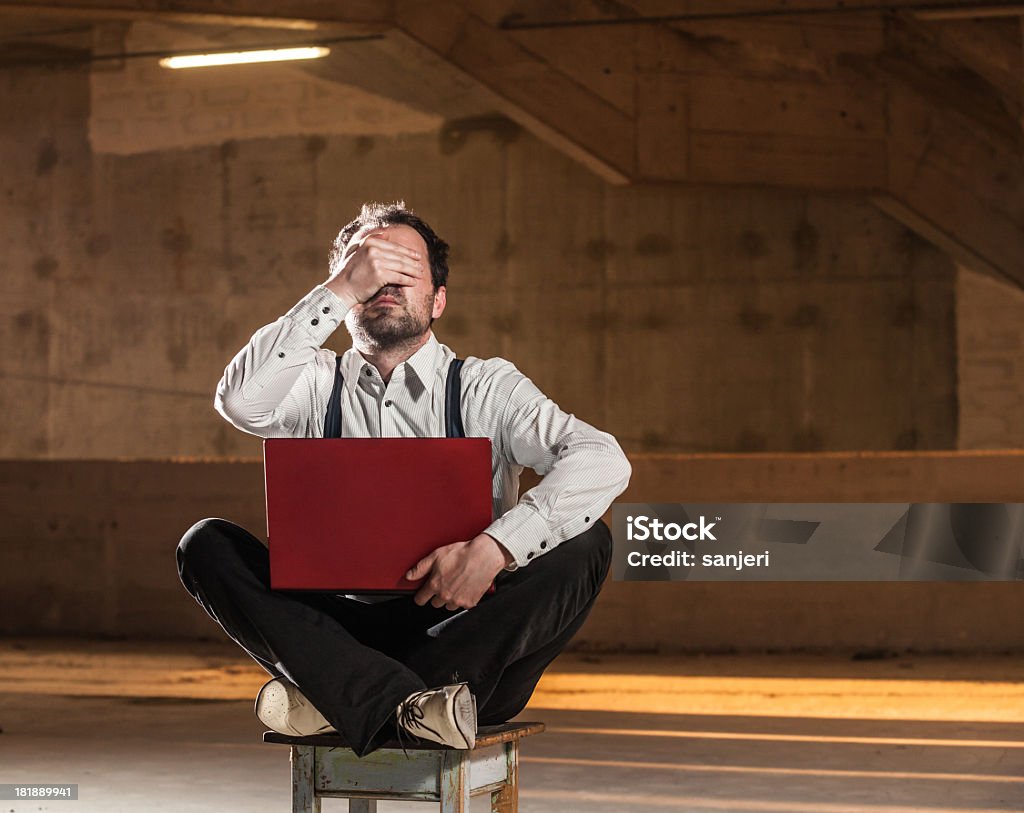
[264,722,545,813]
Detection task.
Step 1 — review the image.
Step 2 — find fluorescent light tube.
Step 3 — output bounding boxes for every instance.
[159,46,330,69]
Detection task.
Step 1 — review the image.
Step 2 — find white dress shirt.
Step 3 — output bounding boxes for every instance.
[215,283,631,569]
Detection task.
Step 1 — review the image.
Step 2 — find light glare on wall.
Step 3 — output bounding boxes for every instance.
[159,46,330,69]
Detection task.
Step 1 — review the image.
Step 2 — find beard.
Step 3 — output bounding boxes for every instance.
[346,288,432,352]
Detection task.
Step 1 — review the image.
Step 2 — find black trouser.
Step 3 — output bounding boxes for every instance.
[176,517,612,757]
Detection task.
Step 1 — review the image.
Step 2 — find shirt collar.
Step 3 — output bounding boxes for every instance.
[403,332,443,388]
[343,332,443,394]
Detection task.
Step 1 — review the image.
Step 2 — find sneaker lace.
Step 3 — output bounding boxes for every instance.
[396,688,444,758]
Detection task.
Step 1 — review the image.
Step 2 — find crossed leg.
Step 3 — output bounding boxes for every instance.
[176,517,611,755]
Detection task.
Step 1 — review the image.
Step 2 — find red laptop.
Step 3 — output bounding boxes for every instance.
[264,438,493,592]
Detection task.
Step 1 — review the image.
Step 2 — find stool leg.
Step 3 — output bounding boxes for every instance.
[440,750,470,813]
[490,740,519,813]
[349,800,377,813]
[290,745,321,813]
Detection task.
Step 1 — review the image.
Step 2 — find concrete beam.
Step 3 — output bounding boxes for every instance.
[394,0,635,183]
[3,0,1019,287]
[0,0,392,31]
[878,20,1024,287]
[452,4,1024,289]
[872,196,1018,288]
[894,14,1023,127]
[493,0,1024,28]
[914,3,1024,19]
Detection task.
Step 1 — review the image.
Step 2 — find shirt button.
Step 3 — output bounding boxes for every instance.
[278,352,285,358]
[311,318,319,326]
[385,400,393,407]
[364,369,372,376]
[585,516,590,523]
[526,552,534,559]
[540,541,547,549]
[322,306,330,313]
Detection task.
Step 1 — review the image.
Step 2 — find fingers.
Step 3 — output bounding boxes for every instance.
[366,247,426,288]
[407,552,435,581]
[419,576,469,610]
[366,245,422,267]
[362,236,422,261]
[411,542,487,609]
[374,259,423,279]
[431,594,468,611]
[416,582,453,608]
[337,235,428,303]
[374,274,423,294]
[374,256,420,271]
[408,557,433,606]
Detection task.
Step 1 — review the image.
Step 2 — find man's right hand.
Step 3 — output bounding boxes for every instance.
[324,233,426,309]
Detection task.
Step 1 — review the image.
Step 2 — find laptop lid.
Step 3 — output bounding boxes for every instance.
[264,438,493,591]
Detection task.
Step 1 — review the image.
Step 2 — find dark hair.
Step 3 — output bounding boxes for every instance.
[329,201,449,290]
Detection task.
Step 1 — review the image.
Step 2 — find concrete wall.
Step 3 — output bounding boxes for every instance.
[3,455,1023,652]
[957,265,1024,449]
[2,60,959,463]
[3,44,1021,654]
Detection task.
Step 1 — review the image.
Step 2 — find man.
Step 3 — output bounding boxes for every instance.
[177,201,631,757]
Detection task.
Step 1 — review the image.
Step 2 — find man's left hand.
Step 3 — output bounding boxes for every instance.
[407,533,513,610]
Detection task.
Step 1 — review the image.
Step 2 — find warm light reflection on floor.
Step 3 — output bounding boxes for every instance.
[524,753,1024,781]
[2,641,1022,811]
[529,663,1024,723]
[533,725,1024,749]
[3,641,1023,724]
[520,788,1014,813]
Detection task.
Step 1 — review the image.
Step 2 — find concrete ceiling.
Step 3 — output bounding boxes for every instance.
[0,1,1021,287]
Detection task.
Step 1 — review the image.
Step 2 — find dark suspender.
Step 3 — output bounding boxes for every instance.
[324,355,345,440]
[444,358,465,439]
[323,356,465,439]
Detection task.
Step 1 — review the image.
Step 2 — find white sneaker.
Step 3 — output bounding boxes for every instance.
[255,678,335,737]
[396,682,477,749]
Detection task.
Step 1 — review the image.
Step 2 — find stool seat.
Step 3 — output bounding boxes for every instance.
[264,721,545,813]
[263,721,545,749]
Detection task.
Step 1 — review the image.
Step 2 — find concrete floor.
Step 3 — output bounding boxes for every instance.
[0,640,1022,812]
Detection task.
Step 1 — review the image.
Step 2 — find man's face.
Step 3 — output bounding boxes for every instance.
[343,224,445,350]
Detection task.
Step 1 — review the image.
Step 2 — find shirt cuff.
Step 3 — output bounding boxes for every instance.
[284,284,350,344]
[484,505,552,570]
